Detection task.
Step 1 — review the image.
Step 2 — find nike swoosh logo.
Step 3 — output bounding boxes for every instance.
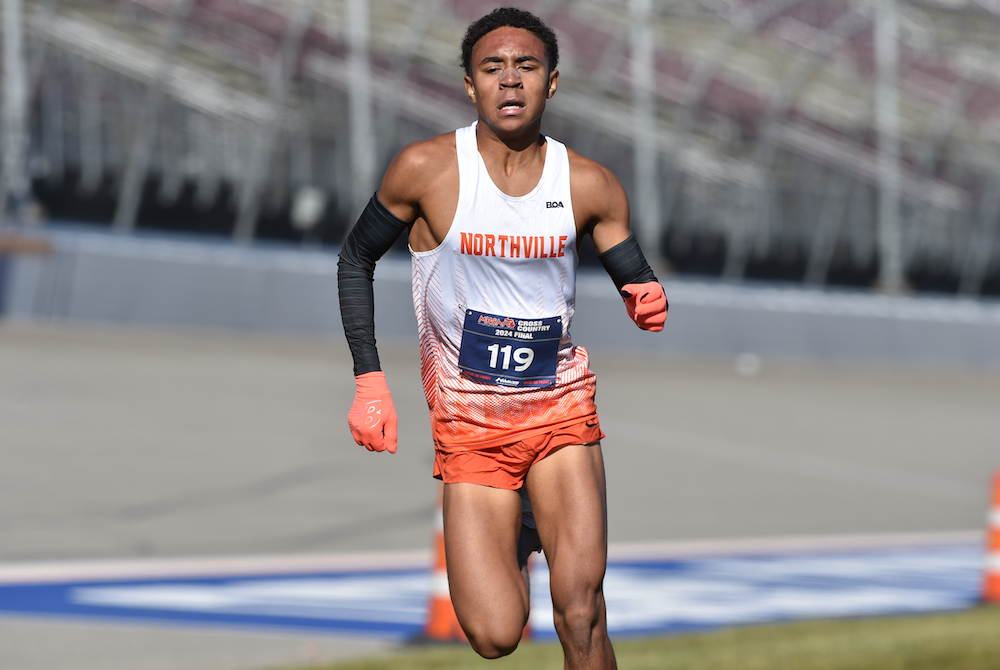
[586,421,599,428]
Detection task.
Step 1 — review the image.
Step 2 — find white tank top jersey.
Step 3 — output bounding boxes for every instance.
[410,122,598,450]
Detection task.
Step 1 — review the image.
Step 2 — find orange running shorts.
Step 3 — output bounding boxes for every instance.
[432,415,605,490]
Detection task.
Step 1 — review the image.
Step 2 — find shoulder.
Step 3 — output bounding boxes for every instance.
[567,149,620,191]
[380,132,458,218]
[390,132,457,179]
[566,148,629,228]
[382,133,457,197]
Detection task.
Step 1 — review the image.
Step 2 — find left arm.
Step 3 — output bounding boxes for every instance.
[569,152,668,331]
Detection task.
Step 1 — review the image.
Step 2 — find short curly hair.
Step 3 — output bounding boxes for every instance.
[460,7,559,76]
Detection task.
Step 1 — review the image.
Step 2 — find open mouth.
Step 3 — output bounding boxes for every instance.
[499,101,525,111]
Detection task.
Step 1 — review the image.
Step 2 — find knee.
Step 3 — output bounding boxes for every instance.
[553,596,600,638]
[465,624,523,659]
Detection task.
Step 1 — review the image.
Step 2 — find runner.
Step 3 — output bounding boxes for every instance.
[337,7,667,667]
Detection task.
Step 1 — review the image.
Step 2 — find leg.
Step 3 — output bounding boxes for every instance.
[527,443,616,670]
[443,482,528,658]
[518,485,542,595]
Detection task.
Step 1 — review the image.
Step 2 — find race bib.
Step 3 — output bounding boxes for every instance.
[457,310,561,388]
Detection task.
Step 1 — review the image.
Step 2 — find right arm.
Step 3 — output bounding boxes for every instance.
[337,136,452,374]
[336,137,452,452]
[337,193,412,377]
[337,193,408,454]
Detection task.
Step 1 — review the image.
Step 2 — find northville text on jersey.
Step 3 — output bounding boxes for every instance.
[460,232,569,259]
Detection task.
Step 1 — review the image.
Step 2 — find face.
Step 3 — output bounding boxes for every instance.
[464,26,559,136]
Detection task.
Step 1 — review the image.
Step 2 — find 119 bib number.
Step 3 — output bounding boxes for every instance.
[486,343,534,372]
[457,310,561,388]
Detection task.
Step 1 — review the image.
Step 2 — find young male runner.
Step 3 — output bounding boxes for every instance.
[337,7,667,668]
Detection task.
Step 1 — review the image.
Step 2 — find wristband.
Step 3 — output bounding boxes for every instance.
[597,235,657,291]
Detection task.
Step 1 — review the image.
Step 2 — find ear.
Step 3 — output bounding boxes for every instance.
[547,69,560,99]
[464,74,477,104]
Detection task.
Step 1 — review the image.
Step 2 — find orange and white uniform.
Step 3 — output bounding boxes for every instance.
[410,122,600,474]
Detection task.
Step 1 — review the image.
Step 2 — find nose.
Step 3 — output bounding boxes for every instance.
[500,67,521,87]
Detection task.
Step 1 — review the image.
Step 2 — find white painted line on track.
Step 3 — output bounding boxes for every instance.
[0,550,431,586]
[0,532,981,586]
[606,530,984,561]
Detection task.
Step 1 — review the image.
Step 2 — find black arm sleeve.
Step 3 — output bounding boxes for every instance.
[337,192,411,376]
[597,234,658,292]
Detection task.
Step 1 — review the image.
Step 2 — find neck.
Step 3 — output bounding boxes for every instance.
[475,120,545,162]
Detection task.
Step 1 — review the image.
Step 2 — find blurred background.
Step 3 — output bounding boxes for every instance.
[1,0,1000,295]
[2,2,1000,670]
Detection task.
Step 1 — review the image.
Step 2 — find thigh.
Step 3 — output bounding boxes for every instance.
[442,482,529,634]
[525,444,609,594]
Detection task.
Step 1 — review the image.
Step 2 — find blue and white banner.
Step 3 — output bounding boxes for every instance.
[0,541,983,640]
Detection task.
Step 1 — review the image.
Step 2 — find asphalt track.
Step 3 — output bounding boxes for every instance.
[1,321,998,669]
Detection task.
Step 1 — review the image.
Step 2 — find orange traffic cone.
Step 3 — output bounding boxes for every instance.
[424,484,467,641]
[984,469,1000,603]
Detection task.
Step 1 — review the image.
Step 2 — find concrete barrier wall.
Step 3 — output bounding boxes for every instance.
[3,227,1000,370]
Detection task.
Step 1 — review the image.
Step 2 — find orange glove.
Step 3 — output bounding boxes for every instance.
[621,281,667,332]
[347,371,398,453]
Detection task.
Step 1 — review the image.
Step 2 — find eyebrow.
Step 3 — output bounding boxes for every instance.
[478,55,542,66]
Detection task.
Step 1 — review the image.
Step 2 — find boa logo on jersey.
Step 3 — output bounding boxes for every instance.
[478,315,516,329]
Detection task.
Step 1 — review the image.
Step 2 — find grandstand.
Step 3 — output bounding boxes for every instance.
[2,0,1000,295]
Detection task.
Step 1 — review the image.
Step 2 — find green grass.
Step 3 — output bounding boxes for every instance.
[282,606,1000,670]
